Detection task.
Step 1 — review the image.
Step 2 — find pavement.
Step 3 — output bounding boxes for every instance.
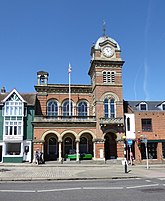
[0,161,165,181]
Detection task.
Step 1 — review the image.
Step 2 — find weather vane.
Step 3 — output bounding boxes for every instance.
[103,20,106,36]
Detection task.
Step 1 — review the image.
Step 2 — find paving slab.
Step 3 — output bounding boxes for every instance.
[0,162,165,181]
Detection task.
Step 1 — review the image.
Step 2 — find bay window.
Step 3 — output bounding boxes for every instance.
[5,121,22,136]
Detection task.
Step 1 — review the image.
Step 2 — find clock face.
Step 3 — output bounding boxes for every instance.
[102,46,113,57]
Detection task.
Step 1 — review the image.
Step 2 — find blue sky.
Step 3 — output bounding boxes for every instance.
[0,0,165,101]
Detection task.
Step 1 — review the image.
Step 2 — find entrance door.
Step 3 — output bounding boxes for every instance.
[104,133,117,160]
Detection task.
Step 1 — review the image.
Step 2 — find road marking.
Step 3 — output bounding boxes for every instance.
[145,180,152,182]
[83,187,123,190]
[37,187,82,193]
[126,184,159,189]
[0,190,35,193]
[1,183,164,193]
[158,178,165,180]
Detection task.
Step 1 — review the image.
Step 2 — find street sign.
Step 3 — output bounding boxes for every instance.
[127,139,133,146]
[141,138,147,145]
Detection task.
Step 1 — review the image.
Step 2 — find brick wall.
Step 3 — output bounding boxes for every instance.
[135,111,165,140]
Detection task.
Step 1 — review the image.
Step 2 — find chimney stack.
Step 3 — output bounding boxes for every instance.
[1,86,6,94]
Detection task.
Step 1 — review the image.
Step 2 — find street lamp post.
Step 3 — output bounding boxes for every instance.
[144,137,149,170]
[123,136,127,173]
[129,144,132,166]
[141,135,149,169]
[123,115,127,173]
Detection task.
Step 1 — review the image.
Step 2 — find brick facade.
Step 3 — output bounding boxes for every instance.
[1,34,165,164]
[125,101,165,164]
[33,35,126,162]
[32,34,165,164]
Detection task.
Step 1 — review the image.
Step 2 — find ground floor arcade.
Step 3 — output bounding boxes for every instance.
[33,129,125,162]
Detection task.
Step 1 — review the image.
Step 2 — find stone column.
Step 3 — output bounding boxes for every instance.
[59,106,62,116]
[93,140,96,160]
[58,140,62,163]
[76,140,80,162]
[41,142,44,161]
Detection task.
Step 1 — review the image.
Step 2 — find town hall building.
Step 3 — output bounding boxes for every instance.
[32,33,126,162]
[1,31,165,164]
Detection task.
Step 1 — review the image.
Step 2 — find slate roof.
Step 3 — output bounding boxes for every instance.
[0,92,36,106]
[125,101,165,112]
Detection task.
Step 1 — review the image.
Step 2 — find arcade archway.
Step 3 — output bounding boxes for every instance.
[44,133,58,161]
[104,133,117,160]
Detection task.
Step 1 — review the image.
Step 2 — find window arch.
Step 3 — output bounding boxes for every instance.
[62,100,73,116]
[78,101,88,117]
[47,100,58,116]
[104,98,115,118]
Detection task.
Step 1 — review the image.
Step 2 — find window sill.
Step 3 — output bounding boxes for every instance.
[4,155,22,157]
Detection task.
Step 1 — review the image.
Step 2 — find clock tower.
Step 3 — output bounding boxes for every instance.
[88,32,125,160]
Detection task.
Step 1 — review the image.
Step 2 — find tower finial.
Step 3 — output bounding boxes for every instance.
[103,20,106,36]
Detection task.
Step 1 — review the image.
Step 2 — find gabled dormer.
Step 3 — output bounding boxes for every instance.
[2,89,26,117]
[157,101,165,111]
[137,102,148,111]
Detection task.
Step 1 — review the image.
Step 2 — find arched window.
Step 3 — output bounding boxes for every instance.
[104,98,115,118]
[47,100,58,116]
[104,98,109,118]
[62,100,73,116]
[78,101,88,117]
[110,99,115,118]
